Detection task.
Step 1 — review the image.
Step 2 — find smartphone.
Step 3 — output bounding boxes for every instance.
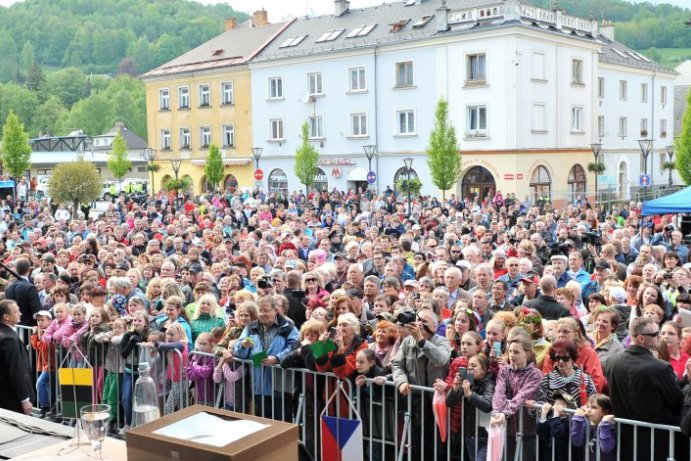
[457,367,467,382]
[329,327,337,339]
[493,341,502,357]
[467,369,475,386]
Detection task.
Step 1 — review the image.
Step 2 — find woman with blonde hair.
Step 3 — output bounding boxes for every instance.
[541,317,605,392]
[302,272,329,302]
[190,293,226,342]
[146,277,164,314]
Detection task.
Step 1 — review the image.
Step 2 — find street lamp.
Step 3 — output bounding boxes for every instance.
[666,145,675,187]
[170,158,182,211]
[143,148,156,195]
[590,141,602,203]
[363,144,377,194]
[404,157,413,216]
[252,147,263,170]
[638,138,653,202]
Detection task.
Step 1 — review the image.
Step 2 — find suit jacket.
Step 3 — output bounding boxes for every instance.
[525,295,570,320]
[605,345,683,461]
[5,277,41,327]
[0,323,34,413]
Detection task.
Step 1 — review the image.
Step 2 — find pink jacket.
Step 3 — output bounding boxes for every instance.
[61,320,89,349]
[42,316,73,344]
[213,363,244,408]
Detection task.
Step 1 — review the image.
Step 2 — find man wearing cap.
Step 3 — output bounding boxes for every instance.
[630,221,654,252]
[525,275,570,320]
[456,259,478,292]
[333,252,348,288]
[550,254,574,288]
[511,273,540,307]
[581,260,610,303]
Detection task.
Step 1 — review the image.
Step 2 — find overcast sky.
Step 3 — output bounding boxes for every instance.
[0,0,687,18]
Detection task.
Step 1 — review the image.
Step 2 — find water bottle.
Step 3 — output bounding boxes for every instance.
[132,362,160,428]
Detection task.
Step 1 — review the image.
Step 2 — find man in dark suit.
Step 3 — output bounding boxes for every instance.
[0,299,34,414]
[4,258,41,327]
[606,316,683,461]
[524,275,570,320]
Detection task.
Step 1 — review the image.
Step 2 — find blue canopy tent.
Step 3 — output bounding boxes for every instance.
[641,186,691,216]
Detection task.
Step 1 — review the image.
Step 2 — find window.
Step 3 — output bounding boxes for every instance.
[640,118,648,136]
[221,82,234,105]
[571,106,583,132]
[180,128,190,149]
[308,115,324,139]
[178,87,190,108]
[571,59,583,85]
[270,119,284,140]
[661,86,668,105]
[531,104,545,132]
[660,119,668,137]
[346,24,376,38]
[466,53,486,83]
[308,72,323,96]
[641,83,648,103]
[268,77,283,99]
[161,129,171,150]
[618,117,627,138]
[598,116,605,138]
[350,113,367,137]
[396,110,415,135]
[222,124,235,147]
[316,29,344,42]
[200,127,211,148]
[395,61,414,88]
[598,77,605,98]
[531,52,545,81]
[619,80,627,101]
[159,88,170,110]
[467,105,487,133]
[199,84,210,107]
[349,67,366,92]
[278,35,307,48]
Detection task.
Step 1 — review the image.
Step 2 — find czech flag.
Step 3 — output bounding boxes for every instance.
[321,414,363,461]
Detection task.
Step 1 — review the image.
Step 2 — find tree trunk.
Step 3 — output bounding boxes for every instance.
[72,201,79,220]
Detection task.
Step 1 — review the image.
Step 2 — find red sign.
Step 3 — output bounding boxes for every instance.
[254,169,264,181]
[517,173,524,180]
[504,173,515,180]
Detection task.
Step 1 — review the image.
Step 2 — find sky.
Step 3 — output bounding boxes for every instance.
[0,0,688,16]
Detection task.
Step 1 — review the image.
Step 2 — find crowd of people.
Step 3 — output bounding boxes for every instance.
[1,186,691,461]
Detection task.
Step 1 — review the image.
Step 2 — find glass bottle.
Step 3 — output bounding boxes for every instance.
[132,362,160,428]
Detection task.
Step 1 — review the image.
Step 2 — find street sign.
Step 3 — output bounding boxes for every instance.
[254,169,264,181]
[639,174,650,186]
[366,171,376,185]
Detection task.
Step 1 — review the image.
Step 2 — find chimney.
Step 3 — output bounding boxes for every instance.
[225,17,236,31]
[436,0,448,32]
[600,20,615,41]
[252,9,268,27]
[334,0,350,17]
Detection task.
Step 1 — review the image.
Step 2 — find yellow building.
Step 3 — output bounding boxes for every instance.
[140,12,293,195]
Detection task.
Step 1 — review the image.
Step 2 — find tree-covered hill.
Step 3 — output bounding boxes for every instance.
[0,0,247,81]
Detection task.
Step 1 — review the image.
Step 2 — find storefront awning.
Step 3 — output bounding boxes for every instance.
[347,167,368,181]
[191,157,252,167]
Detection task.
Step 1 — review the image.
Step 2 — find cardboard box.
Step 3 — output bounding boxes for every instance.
[126,405,299,461]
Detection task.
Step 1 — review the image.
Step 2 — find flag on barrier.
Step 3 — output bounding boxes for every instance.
[59,367,93,418]
[320,380,363,461]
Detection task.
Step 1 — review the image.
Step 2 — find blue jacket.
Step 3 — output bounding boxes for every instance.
[152,315,193,349]
[234,315,299,396]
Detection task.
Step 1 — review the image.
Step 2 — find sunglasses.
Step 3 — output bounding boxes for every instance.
[639,331,659,337]
[305,279,317,283]
[554,355,571,362]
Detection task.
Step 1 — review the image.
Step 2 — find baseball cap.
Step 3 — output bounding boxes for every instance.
[595,260,611,270]
[456,260,472,270]
[376,313,395,322]
[334,252,347,260]
[519,274,540,284]
[189,263,204,274]
[404,280,419,289]
[608,286,626,304]
[33,310,52,320]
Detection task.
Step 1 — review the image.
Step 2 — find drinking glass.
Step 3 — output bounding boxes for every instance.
[80,404,110,460]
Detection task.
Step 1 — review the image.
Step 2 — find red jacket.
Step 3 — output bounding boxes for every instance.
[444,356,469,434]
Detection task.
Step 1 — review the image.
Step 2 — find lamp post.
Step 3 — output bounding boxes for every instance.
[252,147,263,170]
[638,138,653,202]
[171,159,182,211]
[363,144,377,194]
[404,157,413,217]
[666,145,675,187]
[590,141,602,203]
[143,148,156,195]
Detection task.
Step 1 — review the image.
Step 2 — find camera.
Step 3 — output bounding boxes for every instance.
[582,231,602,246]
[663,272,673,280]
[257,276,274,289]
[396,311,417,326]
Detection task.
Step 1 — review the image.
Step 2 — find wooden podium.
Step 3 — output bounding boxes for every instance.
[126,405,299,461]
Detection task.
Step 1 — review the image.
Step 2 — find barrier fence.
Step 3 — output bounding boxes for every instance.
[15,328,689,461]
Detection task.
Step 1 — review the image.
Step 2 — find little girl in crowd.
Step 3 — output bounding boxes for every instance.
[80,308,111,401]
[103,318,125,424]
[571,394,616,461]
[62,304,89,366]
[42,303,72,347]
[155,323,189,414]
[186,332,216,406]
[212,340,244,411]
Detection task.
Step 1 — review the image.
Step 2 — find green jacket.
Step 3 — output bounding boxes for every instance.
[190,313,226,343]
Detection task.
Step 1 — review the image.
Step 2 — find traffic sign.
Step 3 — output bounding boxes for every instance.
[254,169,264,181]
[639,174,650,186]
[366,170,377,185]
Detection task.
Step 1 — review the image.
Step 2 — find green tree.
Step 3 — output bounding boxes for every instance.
[25,63,46,94]
[107,130,132,192]
[426,99,460,200]
[31,96,67,136]
[204,143,224,191]
[45,67,87,108]
[0,111,32,185]
[60,92,112,136]
[48,160,102,219]
[676,90,691,185]
[0,32,18,83]
[294,121,319,195]
[20,41,36,72]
